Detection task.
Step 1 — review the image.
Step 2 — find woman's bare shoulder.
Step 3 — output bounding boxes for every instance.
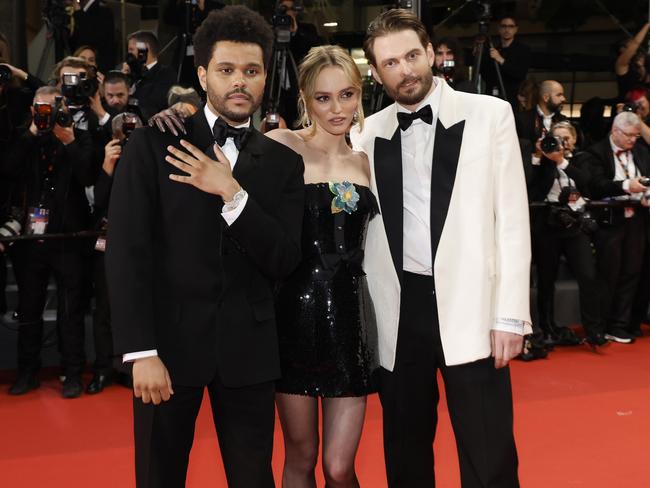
[264,129,304,151]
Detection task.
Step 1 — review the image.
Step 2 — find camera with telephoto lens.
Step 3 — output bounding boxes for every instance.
[547,186,597,233]
[61,71,99,108]
[540,134,564,154]
[126,42,149,82]
[33,96,73,134]
[0,64,12,85]
[441,59,455,80]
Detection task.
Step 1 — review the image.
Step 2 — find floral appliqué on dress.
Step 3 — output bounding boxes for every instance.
[329,181,360,214]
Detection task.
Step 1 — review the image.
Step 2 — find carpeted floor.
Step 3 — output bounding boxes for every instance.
[1,328,649,487]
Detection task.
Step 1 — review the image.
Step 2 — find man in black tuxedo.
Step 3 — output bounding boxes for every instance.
[106,6,304,487]
[515,79,567,165]
[122,31,177,121]
[584,111,650,344]
[70,0,116,73]
[3,86,96,398]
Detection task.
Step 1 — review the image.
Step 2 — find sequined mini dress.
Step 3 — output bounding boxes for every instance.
[275,182,379,397]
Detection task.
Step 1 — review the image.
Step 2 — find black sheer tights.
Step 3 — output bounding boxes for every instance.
[276,393,366,488]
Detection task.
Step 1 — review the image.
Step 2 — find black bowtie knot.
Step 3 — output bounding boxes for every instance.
[397,104,433,131]
[212,117,251,150]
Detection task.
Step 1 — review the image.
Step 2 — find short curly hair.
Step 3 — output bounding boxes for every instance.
[193,6,274,71]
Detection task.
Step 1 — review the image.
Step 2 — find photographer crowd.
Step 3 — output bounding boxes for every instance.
[2,7,650,401]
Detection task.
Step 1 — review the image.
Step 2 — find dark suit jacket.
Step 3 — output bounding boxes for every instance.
[133,63,177,121]
[515,108,566,152]
[106,110,305,387]
[1,128,95,242]
[70,1,116,73]
[526,151,592,202]
[480,38,530,106]
[584,137,650,200]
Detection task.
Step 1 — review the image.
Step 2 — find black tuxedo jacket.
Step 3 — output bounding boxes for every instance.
[515,109,566,151]
[133,63,177,121]
[526,152,592,202]
[106,110,305,387]
[584,138,650,200]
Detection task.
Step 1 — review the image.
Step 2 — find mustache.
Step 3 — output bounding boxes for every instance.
[225,88,252,99]
[399,76,421,88]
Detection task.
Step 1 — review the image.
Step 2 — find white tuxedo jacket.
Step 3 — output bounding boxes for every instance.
[351,80,532,370]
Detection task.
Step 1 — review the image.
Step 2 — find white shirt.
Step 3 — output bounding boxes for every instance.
[399,80,442,276]
[536,105,553,133]
[610,137,641,201]
[546,159,586,210]
[123,104,250,363]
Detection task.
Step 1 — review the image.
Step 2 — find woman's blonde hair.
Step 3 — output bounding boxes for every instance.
[551,120,577,141]
[296,45,364,135]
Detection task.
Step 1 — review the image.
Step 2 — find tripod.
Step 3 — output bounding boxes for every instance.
[471,28,507,99]
[262,28,299,130]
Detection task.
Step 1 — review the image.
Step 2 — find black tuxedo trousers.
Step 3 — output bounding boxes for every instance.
[377,272,520,488]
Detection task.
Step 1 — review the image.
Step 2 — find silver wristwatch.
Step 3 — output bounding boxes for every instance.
[223,188,247,212]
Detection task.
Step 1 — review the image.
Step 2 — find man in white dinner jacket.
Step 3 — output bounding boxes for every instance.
[351,9,531,488]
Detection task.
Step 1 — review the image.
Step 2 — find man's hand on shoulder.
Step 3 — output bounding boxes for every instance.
[133,356,174,405]
[491,330,523,368]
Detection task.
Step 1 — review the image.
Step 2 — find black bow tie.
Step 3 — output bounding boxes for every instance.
[397,105,433,131]
[212,117,251,150]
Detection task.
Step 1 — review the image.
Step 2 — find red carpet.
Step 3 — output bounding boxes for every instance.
[2,330,650,487]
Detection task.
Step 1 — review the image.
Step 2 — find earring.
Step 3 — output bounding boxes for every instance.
[352,111,359,124]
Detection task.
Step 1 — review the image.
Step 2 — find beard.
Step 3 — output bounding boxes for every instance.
[206,86,261,124]
[547,100,563,114]
[383,69,434,107]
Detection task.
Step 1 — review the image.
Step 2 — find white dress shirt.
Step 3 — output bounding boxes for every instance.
[399,80,442,276]
[546,159,586,210]
[610,137,641,201]
[123,104,250,362]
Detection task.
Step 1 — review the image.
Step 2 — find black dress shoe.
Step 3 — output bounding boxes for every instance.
[62,376,83,399]
[585,332,609,347]
[9,372,40,395]
[86,373,113,394]
[546,327,582,346]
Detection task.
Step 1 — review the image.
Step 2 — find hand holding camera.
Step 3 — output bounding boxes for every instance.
[537,134,566,165]
[103,139,122,177]
[628,176,649,193]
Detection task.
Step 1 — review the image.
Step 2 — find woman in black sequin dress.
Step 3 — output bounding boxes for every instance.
[266,46,377,487]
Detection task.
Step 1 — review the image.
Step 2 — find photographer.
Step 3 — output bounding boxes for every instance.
[69,0,116,74]
[585,112,650,344]
[87,112,142,394]
[122,31,176,121]
[53,56,101,133]
[527,121,607,347]
[267,0,322,128]
[615,22,650,99]
[93,70,133,142]
[516,79,567,165]
[2,86,95,398]
[433,36,475,93]
[479,14,530,107]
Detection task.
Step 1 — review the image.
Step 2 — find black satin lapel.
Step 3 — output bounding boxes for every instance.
[187,109,214,151]
[232,129,264,189]
[374,128,403,281]
[430,120,465,267]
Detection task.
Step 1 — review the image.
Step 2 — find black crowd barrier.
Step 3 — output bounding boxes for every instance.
[0,230,103,244]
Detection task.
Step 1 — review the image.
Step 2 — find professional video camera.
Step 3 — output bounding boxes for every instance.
[61,71,99,109]
[33,96,73,134]
[0,65,12,85]
[272,1,302,44]
[125,42,149,82]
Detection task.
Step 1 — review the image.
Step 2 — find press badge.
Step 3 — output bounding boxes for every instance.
[27,207,49,235]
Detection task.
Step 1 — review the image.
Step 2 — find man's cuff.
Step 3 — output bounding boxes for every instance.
[623,179,631,193]
[221,191,249,226]
[492,318,532,336]
[123,350,158,363]
[98,112,110,126]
